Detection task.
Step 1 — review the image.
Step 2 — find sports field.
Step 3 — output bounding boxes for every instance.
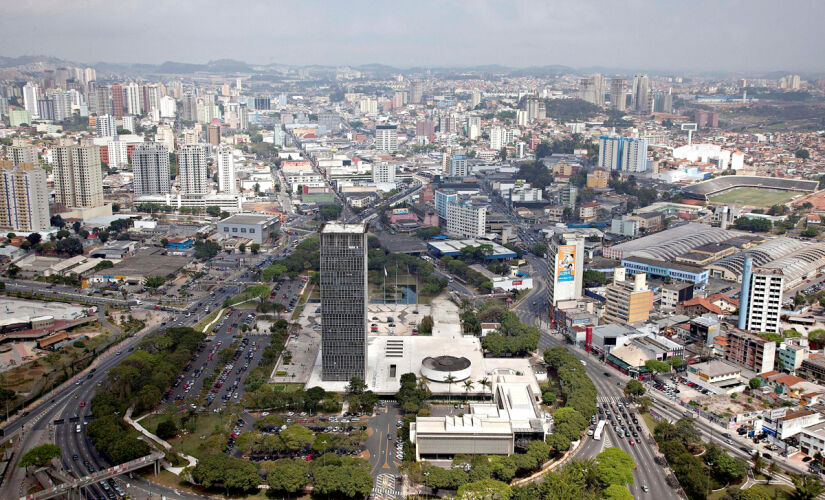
[708,187,799,207]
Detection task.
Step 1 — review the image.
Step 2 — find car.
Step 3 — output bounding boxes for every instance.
[642,485,649,492]
[629,439,634,445]
[79,400,86,407]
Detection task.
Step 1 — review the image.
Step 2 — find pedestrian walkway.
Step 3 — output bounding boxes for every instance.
[371,472,402,499]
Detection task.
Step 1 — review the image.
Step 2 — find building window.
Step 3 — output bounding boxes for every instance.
[240,228,247,233]
[232,228,237,233]
[249,229,255,233]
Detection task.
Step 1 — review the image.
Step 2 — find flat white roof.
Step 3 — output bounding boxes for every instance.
[322,222,366,234]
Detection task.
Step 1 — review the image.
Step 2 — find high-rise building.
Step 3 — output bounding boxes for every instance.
[610,78,627,111]
[111,83,124,119]
[445,199,487,238]
[604,268,653,324]
[96,115,118,138]
[159,96,176,118]
[320,223,368,381]
[0,161,50,232]
[578,74,605,106]
[177,144,208,195]
[89,86,112,117]
[410,81,423,104]
[524,96,546,121]
[449,154,468,177]
[216,145,236,194]
[36,98,55,121]
[237,104,249,131]
[22,82,40,119]
[372,162,395,184]
[470,91,481,108]
[46,89,72,122]
[206,124,221,146]
[182,93,197,121]
[631,75,652,114]
[375,125,397,152]
[253,97,270,111]
[53,145,104,208]
[10,143,38,166]
[740,263,784,334]
[132,143,170,197]
[597,136,648,172]
[416,119,435,138]
[83,67,97,84]
[124,83,141,115]
[547,233,585,307]
[490,126,506,151]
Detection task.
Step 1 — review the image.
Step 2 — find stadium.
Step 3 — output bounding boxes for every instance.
[682,175,819,207]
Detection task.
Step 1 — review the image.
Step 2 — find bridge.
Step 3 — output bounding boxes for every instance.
[18,451,164,500]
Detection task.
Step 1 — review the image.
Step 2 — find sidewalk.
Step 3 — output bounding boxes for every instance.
[125,407,198,475]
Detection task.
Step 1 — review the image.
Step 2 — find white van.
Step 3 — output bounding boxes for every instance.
[75,424,81,433]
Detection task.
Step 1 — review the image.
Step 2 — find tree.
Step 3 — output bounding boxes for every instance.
[312,465,373,498]
[463,379,475,400]
[444,374,457,403]
[19,444,61,469]
[637,396,652,414]
[72,220,82,233]
[50,215,65,228]
[346,376,367,396]
[143,276,167,290]
[280,425,314,451]
[602,484,634,500]
[645,359,670,373]
[796,149,811,160]
[595,447,635,487]
[456,479,512,500]
[624,380,645,397]
[239,243,246,253]
[26,233,42,245]
[265,459,308,493]
[155,419,178,440]
[55,237,83,256]
[751,452,764,476]
[418,315,434,335]
[789,473,825,500]
[749,377,763,390]
[250,243,260,254]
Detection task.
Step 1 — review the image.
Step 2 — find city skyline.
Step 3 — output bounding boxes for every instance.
[2,0,825,73]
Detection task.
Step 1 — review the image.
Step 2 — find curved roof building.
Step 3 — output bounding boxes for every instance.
[603,223,734,260]
[708,237,825,288]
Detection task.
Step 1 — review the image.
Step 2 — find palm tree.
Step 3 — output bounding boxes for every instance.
[789,473,825,500]
[479,377,492,401]
[462,380,474,401]
[444,374,457,403]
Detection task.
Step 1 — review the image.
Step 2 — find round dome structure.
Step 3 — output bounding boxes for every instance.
[421,355,472,382]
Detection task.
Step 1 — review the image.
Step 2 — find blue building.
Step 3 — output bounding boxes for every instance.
[621,256,709,284]
[434,188,458,219]
[598,136,649,172]
[166,238,194,250]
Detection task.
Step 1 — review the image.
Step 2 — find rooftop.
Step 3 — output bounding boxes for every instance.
[692,360,742,377]
[220,214,277,225]
[321,222,367,234]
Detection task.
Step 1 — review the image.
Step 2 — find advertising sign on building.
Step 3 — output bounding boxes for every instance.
[557,245,576,282]
[392,208,408,215]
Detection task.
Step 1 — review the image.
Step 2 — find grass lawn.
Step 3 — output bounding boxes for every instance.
[290,284,313,320]
[709,187,799,207]
[142,410,239,459]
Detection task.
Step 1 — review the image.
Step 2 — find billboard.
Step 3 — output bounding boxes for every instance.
[556,245,577,283]
[392,208,408,215]
[680,123,698,131]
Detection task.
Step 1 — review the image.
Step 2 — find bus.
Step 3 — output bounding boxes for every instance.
[593,420,606,441]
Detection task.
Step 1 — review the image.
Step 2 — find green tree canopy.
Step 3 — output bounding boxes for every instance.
[265,458,309,493]
[19,444,61,468]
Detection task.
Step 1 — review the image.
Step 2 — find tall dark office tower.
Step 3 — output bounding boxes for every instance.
[320,223,368,382]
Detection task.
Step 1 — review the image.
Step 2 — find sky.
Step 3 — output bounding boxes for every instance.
[3,0,824,73]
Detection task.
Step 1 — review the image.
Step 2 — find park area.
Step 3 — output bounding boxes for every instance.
[709,187,800,207]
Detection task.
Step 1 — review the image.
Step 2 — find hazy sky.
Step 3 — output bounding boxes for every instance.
[3,0,824,73]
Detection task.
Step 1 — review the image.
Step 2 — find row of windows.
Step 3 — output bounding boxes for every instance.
[221,226,255,233]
